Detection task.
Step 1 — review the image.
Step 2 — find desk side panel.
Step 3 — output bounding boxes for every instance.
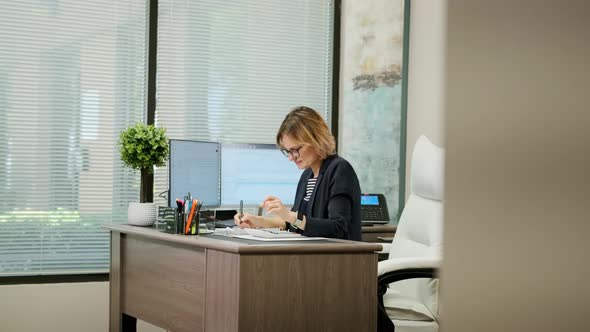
[205,250,240,332]
[238,253,378,332]
[109,232,122,332]
[121,234,206,332]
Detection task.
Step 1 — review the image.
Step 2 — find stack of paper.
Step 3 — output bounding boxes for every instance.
[214,227,323,241]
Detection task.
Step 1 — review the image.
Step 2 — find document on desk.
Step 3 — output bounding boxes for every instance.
[216,228,324,241]
[232,235,325,241]
[233,235,325,241]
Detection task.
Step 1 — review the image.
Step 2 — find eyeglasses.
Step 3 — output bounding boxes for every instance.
[280,145,304,158]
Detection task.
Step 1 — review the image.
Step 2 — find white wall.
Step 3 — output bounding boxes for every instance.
[405,0,447,197]
[0,282,163,332]
[441,0,590,331]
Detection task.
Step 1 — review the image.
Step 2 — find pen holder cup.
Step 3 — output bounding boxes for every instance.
[178,210,200,235]
[172,210,184,234]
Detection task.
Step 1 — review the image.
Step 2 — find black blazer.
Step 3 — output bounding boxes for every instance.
[292,155,362,241]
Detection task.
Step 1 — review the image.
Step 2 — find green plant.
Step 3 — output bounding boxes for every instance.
[118,123,169,203]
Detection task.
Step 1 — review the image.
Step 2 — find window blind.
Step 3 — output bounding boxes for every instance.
[154,0,334,206]
[0,0,148,276]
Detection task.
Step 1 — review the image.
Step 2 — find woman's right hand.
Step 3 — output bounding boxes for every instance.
[234,213,263,228]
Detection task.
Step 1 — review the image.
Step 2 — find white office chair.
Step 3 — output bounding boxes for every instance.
[377,135,444,332]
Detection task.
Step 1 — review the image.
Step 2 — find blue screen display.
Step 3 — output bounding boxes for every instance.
[361,195,379,206]
[221,143,303,206]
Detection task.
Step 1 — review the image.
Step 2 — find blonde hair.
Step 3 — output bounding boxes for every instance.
[276,106,336,159]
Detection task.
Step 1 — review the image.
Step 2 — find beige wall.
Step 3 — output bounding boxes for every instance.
[441,0,590,331]
[405,0,447,197]
[0,282,163,332]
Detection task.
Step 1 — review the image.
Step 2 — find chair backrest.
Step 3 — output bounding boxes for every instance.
[388,135,444,316]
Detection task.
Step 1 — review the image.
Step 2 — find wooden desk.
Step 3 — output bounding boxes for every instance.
[361,224,397,243]
[105,225,381,332]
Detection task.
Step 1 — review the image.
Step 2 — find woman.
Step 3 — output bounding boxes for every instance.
[234,106,362,241]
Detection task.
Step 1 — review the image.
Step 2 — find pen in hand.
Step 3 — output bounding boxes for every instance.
[239,200,243,222]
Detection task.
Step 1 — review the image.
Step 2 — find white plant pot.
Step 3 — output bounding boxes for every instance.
[128,202,158,226]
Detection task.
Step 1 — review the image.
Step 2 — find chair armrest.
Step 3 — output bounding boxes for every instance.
[375,243,391,254]
[378,257,440,285]
[376,257,441,326]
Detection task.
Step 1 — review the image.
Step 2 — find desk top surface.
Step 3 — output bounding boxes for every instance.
[361,224,397,233]
[104,224,382,254]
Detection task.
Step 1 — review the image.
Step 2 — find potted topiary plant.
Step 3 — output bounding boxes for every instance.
[118,123,169,226]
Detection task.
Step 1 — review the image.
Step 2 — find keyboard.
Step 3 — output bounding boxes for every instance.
[360,206,389,224]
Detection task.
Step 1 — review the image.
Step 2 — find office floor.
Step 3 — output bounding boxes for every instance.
[0,282,167,332]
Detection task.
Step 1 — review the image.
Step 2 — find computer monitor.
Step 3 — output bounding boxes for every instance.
[221,143,303,206]
[168,139,221,208]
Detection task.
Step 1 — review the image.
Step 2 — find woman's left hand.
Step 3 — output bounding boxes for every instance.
[261,195,295,222]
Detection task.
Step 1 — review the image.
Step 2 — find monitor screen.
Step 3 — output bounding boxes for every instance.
[169,139,220,207]
[221,143,303,206]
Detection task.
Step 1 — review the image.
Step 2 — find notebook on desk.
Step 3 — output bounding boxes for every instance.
[242,228,301,239]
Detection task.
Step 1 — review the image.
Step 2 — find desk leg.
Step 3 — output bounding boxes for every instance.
[110,232,122,332]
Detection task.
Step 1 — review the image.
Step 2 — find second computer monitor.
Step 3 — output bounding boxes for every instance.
[169,139,221,207]
[221,143,303,206]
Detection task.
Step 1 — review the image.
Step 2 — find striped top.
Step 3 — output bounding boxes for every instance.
[303,177,317,202]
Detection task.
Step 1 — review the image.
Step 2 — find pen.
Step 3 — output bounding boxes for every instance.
[239,200,243,220]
